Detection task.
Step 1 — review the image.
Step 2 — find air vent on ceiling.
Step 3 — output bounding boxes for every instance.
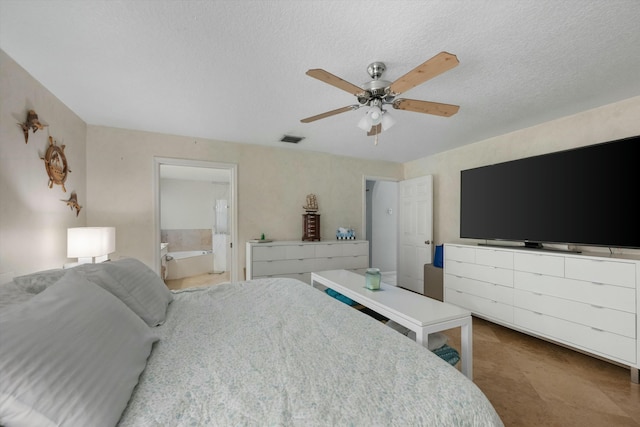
[280,135,305,144]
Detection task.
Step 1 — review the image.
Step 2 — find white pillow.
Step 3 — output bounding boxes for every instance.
[78,258,173,326]
[0,269,159,427]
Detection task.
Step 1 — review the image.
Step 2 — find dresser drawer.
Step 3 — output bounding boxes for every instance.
[514,253,564,277]
[447,261,513,287]
[444,245,475,263]
[565,258,636,288]
[315,242,368,257]
[445,288,513,324]
[514,271,636,313]
[252,244,316,261]
[446,274,513,305]
[475,248,514,269]
[514,308,636,364]
[514,289,635,338]
[315,243,343,258]
[252,259,316,275]
[252,245,285,261]
[317,255,368,271]
[341,242,369,257]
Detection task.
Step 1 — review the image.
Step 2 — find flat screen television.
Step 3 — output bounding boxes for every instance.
[459,135,640,250]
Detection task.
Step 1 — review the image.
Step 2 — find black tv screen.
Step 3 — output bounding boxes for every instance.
[460,135,640,249]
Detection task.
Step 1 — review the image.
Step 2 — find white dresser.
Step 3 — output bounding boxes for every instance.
[246,240,369,284]
[444,243,640,382]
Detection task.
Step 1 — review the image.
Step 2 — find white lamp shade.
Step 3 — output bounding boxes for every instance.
[368,106,383,125]
[381,111,396,131]
[67,227,116,259]
[357,114,371,131]
[357,106,394,132]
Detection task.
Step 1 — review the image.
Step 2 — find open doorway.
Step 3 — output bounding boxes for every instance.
[153,158,238,289]
[364,178,399,286]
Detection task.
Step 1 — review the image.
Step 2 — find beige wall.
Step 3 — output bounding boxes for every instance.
[0,49,87,276]
[85,126,402,278]
[404,95,640,255]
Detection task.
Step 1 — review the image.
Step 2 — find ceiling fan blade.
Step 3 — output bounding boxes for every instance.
[393,99,460,117]
[389,52,459,95]
[367,124,382,136]
[306,69,365,96]
[300,105,359,123]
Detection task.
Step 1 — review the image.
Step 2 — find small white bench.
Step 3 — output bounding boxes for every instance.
[311,269,473,379]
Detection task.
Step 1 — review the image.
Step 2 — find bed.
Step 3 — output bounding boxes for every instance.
[0,258,503,426]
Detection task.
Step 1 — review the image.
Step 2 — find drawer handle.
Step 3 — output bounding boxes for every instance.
[456,290,463,294]
[591,282,604,286]
[533,311,543,315]
[591,327,604,332]
[533,292,543,296]
[591,305,604,309]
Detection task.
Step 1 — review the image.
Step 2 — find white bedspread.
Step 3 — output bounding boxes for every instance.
[118,278,503,426]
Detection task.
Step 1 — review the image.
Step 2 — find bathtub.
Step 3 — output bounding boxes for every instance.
[165,250,214,280]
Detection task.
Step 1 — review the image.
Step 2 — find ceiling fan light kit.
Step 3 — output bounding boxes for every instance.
[301,51,460,143]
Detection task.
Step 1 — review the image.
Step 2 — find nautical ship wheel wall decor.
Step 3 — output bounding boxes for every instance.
[41,136,71,192]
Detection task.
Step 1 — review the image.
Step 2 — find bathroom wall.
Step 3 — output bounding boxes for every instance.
[160,178,229,252]
[160,229,212,252]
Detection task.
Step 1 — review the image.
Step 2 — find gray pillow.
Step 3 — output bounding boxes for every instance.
[0,269,159,427]
[78,258,173,326]
[12,268,66,294]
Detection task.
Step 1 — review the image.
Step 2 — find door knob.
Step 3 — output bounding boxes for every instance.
[425,240,431,245]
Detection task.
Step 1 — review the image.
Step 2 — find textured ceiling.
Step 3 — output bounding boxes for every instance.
[1,1,639,163]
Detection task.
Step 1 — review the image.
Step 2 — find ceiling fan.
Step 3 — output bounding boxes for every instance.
[301,52,460,137]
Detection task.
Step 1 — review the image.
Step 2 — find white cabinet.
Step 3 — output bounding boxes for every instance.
[246,240,369,284]
[444,243,640,382]
[445,246,514,324]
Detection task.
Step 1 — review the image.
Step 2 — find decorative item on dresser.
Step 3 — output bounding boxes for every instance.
[302,213,320,241]
[336,227,356,240]
[443,243,640,383]
[302,193,320,241]
[246,240,368,284]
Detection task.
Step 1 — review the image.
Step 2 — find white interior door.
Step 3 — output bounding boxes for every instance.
[397,175,433,294]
